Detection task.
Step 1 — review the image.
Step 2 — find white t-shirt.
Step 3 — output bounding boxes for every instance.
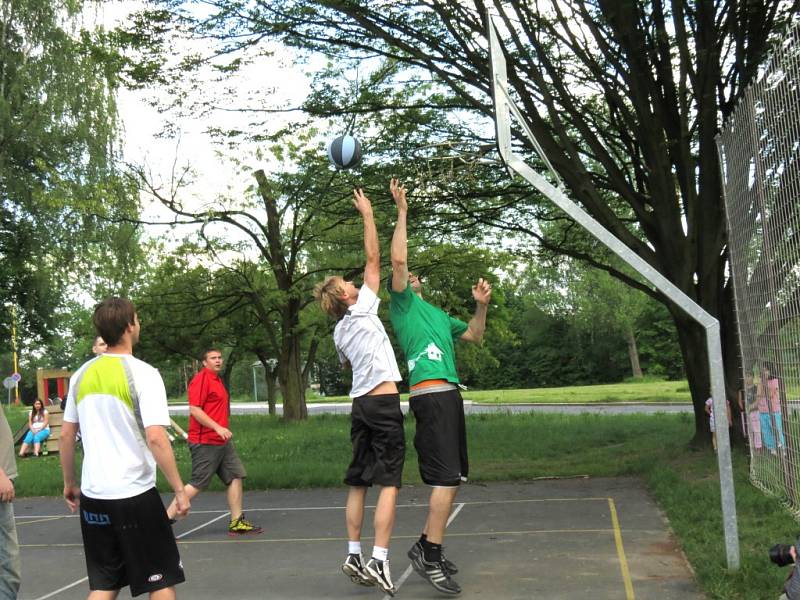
[31,410,47,432]
[706,397,716,430]
[64,353,170,499]
[333,285,401,398]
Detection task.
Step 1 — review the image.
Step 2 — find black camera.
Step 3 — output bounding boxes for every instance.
[771,543,795,567]
[771,539,800,600]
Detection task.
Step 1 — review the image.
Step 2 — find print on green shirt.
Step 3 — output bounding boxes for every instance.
[389,283,468,386]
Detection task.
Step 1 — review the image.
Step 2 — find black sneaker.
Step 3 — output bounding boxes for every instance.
[408,549,462,595]
[342,553,374,587]
[364,558,395,596]
[408,541,459,574]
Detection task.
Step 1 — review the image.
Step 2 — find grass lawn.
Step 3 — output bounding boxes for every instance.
[6,407,798,599]
[165,379,691,405]
[302,379,692,405]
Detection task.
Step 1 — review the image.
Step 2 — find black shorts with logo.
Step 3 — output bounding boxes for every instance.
[79,487,184,596]
[409,388,468,487]
[344,393,405,488]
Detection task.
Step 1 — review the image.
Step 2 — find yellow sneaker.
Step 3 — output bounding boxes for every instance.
[228,514,263,536]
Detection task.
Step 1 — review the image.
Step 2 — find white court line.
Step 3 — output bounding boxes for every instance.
[27,495,604,597]
[31,512,230,600]
[17,497,606,520]
[385,503,465,600]
[175,511,230,540]
[31,576,89,600]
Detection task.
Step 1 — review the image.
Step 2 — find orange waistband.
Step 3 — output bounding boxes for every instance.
[410,379,449,391]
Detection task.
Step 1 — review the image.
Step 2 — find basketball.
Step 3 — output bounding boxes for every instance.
[327,134,362,170]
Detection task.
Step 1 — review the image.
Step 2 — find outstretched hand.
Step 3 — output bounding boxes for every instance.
[390,178,407,211]
[352,187,373,216]
[472,278,492,305]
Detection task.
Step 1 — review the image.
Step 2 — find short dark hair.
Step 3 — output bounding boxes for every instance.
[93,298,137,347]
[201,348,223,362]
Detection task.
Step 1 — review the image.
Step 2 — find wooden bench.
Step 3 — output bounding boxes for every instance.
[13,406,186,454]
[13,404,65,454]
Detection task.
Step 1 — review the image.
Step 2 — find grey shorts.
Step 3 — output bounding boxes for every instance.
[188,442,247,489]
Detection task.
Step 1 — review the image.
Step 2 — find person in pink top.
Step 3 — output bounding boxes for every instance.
[759,365,785,453]
[738,373,761,450]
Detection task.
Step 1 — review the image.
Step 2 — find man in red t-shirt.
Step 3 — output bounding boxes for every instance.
[166,348,262,535]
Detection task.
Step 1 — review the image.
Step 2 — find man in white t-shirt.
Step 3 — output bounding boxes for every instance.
[60,297,190,599]
[314,184,404,596]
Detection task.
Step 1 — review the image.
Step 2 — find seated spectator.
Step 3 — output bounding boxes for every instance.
[18,399,50,457]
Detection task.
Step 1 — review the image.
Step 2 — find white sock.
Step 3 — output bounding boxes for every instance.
[348,541,362,556]
[372,546,389,562]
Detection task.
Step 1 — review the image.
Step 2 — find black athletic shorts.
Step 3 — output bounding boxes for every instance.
[79,487,184,596]
[409,388,468,487]
[344,393,405,488]
[188,441,247,489]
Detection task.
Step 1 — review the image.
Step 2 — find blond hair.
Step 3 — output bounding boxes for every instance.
[314,276,349,319]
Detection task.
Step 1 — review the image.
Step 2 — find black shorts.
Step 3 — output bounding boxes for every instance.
[79,488,184,596]
[409,388,468,487]
[188,441,247,489]
[344,393,405,488]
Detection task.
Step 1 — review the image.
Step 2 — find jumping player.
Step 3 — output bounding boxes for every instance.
[314,187,404,596]
[388,178,491,596]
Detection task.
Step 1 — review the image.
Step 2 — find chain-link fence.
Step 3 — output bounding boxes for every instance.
[718,22,800,512]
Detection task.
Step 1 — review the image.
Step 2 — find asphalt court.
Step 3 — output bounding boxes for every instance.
[14,478,703,599]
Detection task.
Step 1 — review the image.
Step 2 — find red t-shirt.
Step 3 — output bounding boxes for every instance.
[187,368,230,445]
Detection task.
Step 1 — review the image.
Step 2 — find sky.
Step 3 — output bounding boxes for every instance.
[97,2,321,231]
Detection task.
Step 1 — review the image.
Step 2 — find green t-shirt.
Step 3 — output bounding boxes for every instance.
[389,283,469,386]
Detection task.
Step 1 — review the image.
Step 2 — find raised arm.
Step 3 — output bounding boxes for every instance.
[390,178,409,292]
[461,278,492,344]
[353,187,380,293]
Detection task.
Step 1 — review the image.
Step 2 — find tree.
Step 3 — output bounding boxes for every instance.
[130,141,386,419]
[1,0,140,352]
[564,263,651,378]
[133,0,798,441]
[132,244,278,405]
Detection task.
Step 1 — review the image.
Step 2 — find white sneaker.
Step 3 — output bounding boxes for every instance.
[364,558,396,596]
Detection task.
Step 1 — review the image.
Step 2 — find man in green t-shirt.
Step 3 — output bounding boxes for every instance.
[388,178,491,596]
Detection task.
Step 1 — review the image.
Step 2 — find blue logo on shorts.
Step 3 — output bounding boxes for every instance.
[83,510,111,525]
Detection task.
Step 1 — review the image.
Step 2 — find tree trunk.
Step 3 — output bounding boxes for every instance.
[264,369,277,416]
[669,297,742,447]
[720,280,746,446]
[624,329,643,378]
[670,313,712,447]
[279,333,307,421]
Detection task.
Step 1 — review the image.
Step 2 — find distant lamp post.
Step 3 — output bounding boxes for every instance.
[4,303,19,405]
[251,361,262,402]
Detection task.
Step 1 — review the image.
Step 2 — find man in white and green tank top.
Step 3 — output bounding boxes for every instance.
[61,297,190,599]
[388,180,492,596]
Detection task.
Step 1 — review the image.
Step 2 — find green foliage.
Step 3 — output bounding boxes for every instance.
[0,0,141,357]
[125,0,800,431]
